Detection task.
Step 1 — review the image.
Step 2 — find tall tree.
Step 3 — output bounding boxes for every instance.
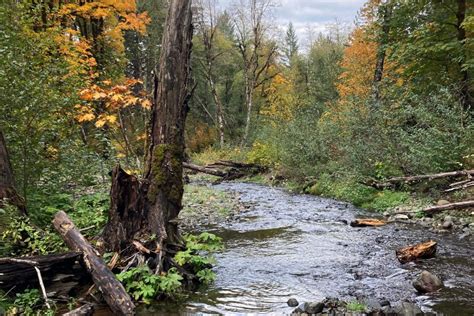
[0,130,26,215]
[103,0,193,264]
[232,0,278,145]
[284,22,299,66]
[195,0,227,148]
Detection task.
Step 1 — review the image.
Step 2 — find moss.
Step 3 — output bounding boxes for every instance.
[147,144,184,206]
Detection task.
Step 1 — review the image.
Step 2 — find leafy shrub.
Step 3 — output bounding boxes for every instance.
[1,217,65,256]
[346,300,366,312]
[7,289,54,316]
[308,173,409,211]
[117,266,183,303]
[247,141,279,167]
[174,233,223,285]
[27,190,108,235]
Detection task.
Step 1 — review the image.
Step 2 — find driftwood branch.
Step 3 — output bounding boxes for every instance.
[444,181,474,192]
[423,200,474,214]
[53,211,135,316]
[367,169,474,189]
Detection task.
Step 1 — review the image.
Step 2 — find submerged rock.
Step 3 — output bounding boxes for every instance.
[394,302,423,316]
[287,298,299,307]
[413,270,443,293]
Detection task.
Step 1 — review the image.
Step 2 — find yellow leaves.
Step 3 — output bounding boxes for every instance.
[93,91,108,100]
[95,114,117,128]
[140,99,152,109]
[260,73,299,123]
[75,78,150,128]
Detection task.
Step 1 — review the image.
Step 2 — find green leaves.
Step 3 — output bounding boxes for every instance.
[117,266,183,303]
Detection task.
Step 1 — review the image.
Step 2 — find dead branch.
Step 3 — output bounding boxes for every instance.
[423,200,474,214]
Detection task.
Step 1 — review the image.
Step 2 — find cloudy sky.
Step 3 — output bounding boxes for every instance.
[219,0,366,45]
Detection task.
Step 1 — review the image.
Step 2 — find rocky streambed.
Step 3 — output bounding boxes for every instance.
[144,181,473,315]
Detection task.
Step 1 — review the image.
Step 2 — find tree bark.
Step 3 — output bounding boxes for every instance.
[456,0,472,112]
[0,129,26,215]
[53,211,135,316]
[102,0,193,257]
[372,3,391,103]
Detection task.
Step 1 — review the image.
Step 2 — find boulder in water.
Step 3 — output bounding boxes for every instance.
[413,270,443,293]
[306,302,324,314]
[287,298,299,307]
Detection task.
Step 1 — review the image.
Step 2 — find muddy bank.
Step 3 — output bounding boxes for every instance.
[145,181,474,315]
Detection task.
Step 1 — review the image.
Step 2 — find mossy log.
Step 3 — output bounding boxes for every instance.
[53,211,135,316]
[350,218,386,227]
[396,240,437,264]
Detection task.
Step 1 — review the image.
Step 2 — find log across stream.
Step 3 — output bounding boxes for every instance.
[122,181,472,315]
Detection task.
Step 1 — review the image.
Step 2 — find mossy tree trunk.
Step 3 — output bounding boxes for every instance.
[0,129,26,215]
[102,0,193,259]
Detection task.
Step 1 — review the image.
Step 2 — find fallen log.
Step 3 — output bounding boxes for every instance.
[367,169,474,189]
[183,162,227,177]
[184,160,265,181]
[423,200,474,214]
[0,253,87,294]
[396,240,437,264]
[53,211,135,316]
[350,218,386,227]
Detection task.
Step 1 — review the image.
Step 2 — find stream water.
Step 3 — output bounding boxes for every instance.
[142,182,473,315]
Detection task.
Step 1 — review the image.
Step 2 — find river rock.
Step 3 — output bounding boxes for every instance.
[306,302,324,314]
[365,298,382,311]
[437,199,450,206]
[413,270,443,293]
[394,302,423,316]
[391,214,409,221]
[287,298,299,307]
[441,215,454,229]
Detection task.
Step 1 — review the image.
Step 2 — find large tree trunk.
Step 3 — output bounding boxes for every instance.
[102,0,193,256]
[0,129,26,215]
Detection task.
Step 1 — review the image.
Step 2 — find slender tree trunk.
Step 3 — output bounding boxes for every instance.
[456,0,472,112]
[209,78,225,148]
[0,129,26,215]
[372,4,391,103]
[242,75,254,146]
[102,0,193,258]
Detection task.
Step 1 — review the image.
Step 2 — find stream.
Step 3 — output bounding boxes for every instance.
[142,182,474,315]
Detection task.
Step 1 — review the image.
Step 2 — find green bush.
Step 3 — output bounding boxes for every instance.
[7,289,54,316]
[307,173,409,212]
[117,266,183,303]
[1,217,65,256]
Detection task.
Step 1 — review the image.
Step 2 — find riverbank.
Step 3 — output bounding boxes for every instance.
[158,180,474,315]
[190,147,474,236]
